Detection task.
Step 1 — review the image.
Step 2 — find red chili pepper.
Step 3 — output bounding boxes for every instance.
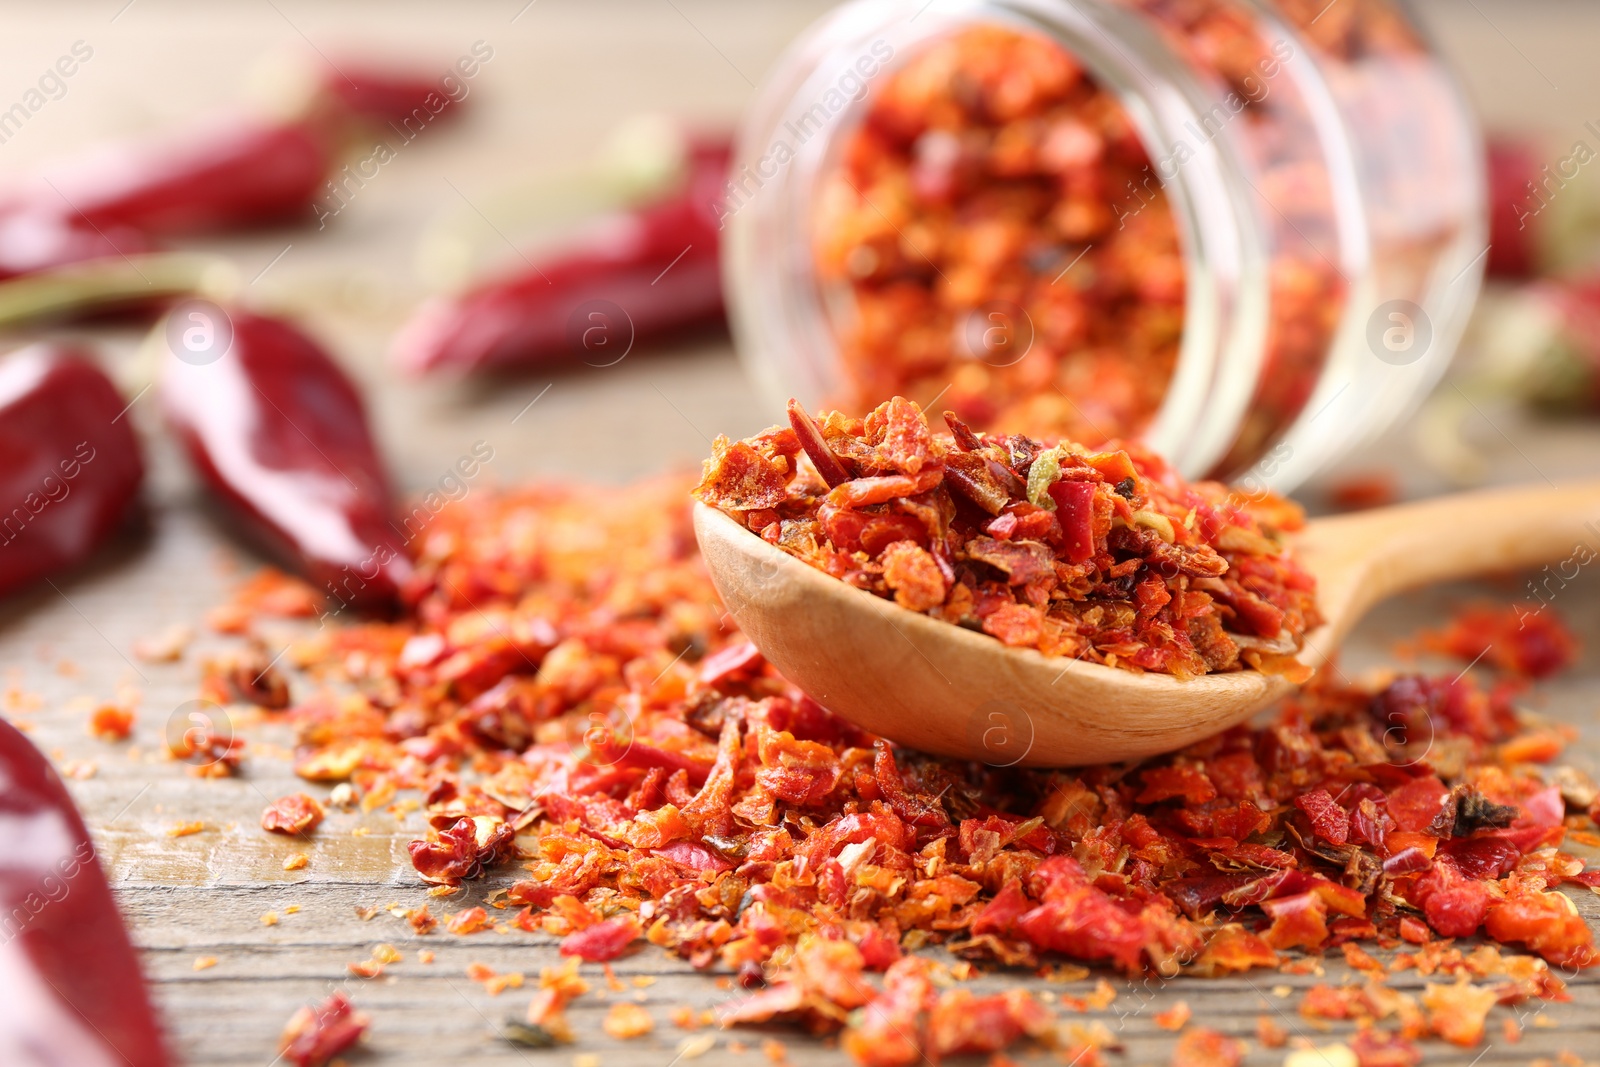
[0,345,144,599]
[1486,136,1541,280]
[391,136,731,375]
[0,715,171,1066]
[315,61,472,128]
[158,309,411,612]
[5,116,332,236]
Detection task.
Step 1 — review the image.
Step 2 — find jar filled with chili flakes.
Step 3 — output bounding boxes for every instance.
[722,0,1485,490]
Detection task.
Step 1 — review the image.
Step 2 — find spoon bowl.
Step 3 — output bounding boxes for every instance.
[694,479,1600,766]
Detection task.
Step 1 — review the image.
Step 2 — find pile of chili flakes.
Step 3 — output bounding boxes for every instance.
[208,474,1599,1067]
[814,23,1186,444]
[695,397,1320,678]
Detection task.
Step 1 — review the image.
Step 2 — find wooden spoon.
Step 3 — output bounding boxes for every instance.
[694,480,1600,767]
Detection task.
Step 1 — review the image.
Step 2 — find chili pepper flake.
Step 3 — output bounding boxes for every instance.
[1421,981,1499,1047]
[445,906,491,935]
[193,956,218,971]
[166,820,205,837]
[88,704,135,740]
[279,992,368,1067]
[1154,1000,1191,1031]
[283,853,309,871]
[261,792,326,836]
[602,1001,654,1039]
[560,915,643,962]
[697,399,1318,678]
[347,958,385,980]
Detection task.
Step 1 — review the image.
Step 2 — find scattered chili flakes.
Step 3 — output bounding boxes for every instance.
[1419,602,1579,679]
[517,958,589,1047]
[279,991,368,1067]
[1169,1027,1242,1067]
[88,704,135,740]
[602,1001,654,1039]
[467,962,524,995]
[261,792,326,836]
[211,568,322,633]
[188,471,1600,1066]
[696,399,1319,679]
[671,1005,704,1030]
[166,820,205,837]
[284,853,309,871]
[260,911,279,926]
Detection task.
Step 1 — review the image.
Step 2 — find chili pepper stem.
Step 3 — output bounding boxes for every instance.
[0,253,239,331]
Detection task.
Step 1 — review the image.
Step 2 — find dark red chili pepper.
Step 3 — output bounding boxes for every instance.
[391,136,731,375]
[158,309,411,612]
[0,715,171,1066]
[5,116,332,236]
[788,397,852,488]
[0,345,144,599]
[1486,135,1541,280]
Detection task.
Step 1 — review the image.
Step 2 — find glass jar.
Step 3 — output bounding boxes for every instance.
[721,0,1485,491]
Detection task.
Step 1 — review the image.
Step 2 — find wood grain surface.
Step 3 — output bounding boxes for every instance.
[1,2,1598,1065]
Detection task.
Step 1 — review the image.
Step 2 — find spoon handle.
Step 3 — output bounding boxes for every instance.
[1301,479,1600,646]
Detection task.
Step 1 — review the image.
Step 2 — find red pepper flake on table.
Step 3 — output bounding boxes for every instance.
[279,992,369,1067]
[166,466,1600,1064]
[695,397,1320,679]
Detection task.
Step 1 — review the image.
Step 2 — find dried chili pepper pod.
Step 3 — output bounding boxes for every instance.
[0,716,171,1066]
[0,344,144,600]
[157,307,411,612]
[6,115,332,236]
[391,136,730,375]
[312,59,477,128]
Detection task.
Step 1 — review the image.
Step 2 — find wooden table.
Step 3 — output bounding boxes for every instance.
[2,2,1598,1063]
